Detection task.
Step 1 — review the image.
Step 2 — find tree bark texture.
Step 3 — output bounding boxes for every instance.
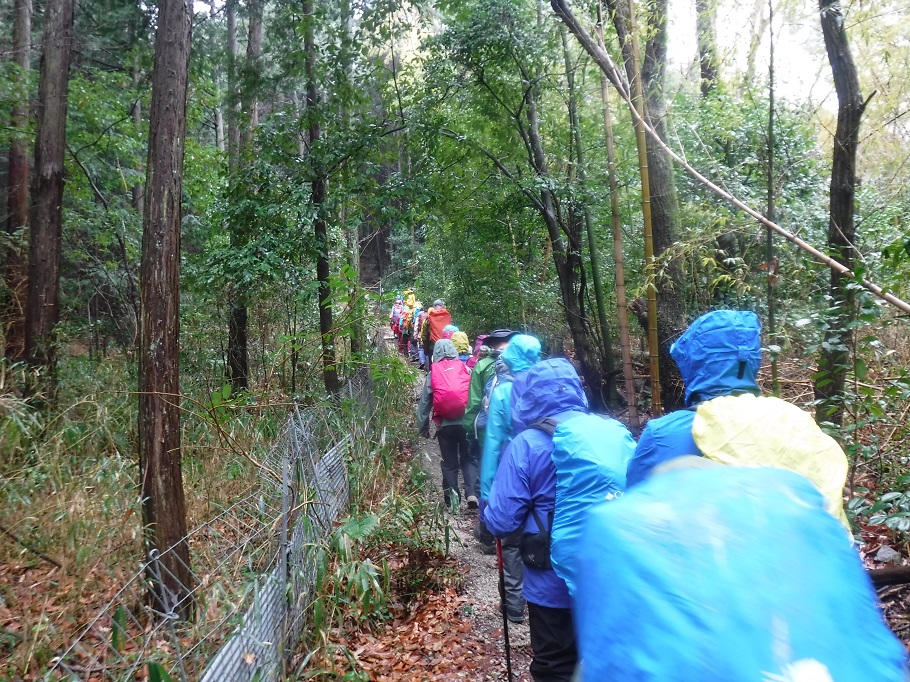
[226,0,241,171]
[139,0,194,618]
[695,0,718,96]
[3,0,31,360]
[814,0,865,427]
[304,0,339,394]
[24,0,73,383]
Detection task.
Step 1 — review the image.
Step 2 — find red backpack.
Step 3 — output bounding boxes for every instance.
[427,308,452,342]
[430,358,470,422]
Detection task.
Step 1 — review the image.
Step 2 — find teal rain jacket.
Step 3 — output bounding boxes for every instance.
[480,335,542,498]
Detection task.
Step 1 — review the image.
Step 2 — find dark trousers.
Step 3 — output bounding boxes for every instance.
[527,602,578,682]
[437,424,479,505]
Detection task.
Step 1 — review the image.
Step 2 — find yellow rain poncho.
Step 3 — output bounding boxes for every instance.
[692,393,849,527]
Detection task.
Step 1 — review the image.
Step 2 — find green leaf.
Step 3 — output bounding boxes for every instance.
[112,605,127,652]
[222,383,232,401]
[854,358,868,381]
[148,663,173,682]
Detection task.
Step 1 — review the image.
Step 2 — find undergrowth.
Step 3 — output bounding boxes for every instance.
[0,352,291,679]
[293,356,464,681]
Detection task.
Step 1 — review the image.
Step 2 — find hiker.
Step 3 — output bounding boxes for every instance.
[451,331,472,363]
[442,323,459,340]
[415,305,429,369]
[389,295,403,346]
[574,461,908,681]
[398,304,412,355]
[463,329,517,551]
[626,309,850,525]
[466,334,488,370]
[422,299,452,369]
[409,301,424,362]
[483,358,585,682]
[479,334,542,624]
[626,309,763,486]
[417,339,479,509]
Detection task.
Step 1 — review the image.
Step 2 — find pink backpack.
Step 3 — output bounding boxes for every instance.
[430,358,470,422]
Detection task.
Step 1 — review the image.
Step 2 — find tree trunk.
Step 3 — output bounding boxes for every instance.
[3,0,31,361]
[525,80,604,409]
[139,0,194,618]
[695,0,718,96]
[210,0,225,153]
[227,0,263,392]
[561,26,617,407]
[304,0,339,394]
[131,54,144,216]
[814,0,865,427]
[24,0,73,389]
[597,6,639,429]
[597,0,663,414]
[641,0,686,411]
[226,0,240,171]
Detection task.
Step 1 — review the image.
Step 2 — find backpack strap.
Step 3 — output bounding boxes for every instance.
[529,415,564,436]
[528,506,552,535]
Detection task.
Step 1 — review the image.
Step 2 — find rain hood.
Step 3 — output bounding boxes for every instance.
[511,358,588,433]
[501,334,542,374]
[671,310,762,407]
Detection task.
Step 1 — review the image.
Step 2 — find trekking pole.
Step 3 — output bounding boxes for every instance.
[496,539,514,681]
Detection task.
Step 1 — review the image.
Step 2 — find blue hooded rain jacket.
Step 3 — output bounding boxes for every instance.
[480,335,542,498]
[626,310,763,487]
[483,358,588,609]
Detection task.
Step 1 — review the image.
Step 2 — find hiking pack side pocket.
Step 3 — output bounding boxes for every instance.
[520,508,552,570]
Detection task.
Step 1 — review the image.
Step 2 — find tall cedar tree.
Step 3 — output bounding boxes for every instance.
[25,0,73,387]
[3,0,31,360]
[814,0,866,426]
[304,0,339,393]
[139,0,194,616]
[227,0,263,391]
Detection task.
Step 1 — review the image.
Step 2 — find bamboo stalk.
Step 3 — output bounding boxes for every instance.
[597,6,639,429]
[767,0,779,395]
[624,0,662,416]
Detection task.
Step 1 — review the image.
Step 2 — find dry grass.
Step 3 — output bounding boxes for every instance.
[0,354,285,679]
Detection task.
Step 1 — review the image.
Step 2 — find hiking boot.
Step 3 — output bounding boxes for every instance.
[480,542,496,555]
[466,495,478,510]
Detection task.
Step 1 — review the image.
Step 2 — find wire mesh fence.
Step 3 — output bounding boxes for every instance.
[44,368,375,682]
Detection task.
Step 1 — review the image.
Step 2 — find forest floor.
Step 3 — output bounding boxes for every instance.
[318,434,533,681]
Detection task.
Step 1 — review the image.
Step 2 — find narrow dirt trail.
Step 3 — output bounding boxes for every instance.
[417,433,534,681]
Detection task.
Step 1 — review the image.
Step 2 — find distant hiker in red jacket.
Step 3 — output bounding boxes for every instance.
[422,299,452,369]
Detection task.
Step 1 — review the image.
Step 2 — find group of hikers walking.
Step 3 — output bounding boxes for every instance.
[389,292,471,370]
[392,298,908,681]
